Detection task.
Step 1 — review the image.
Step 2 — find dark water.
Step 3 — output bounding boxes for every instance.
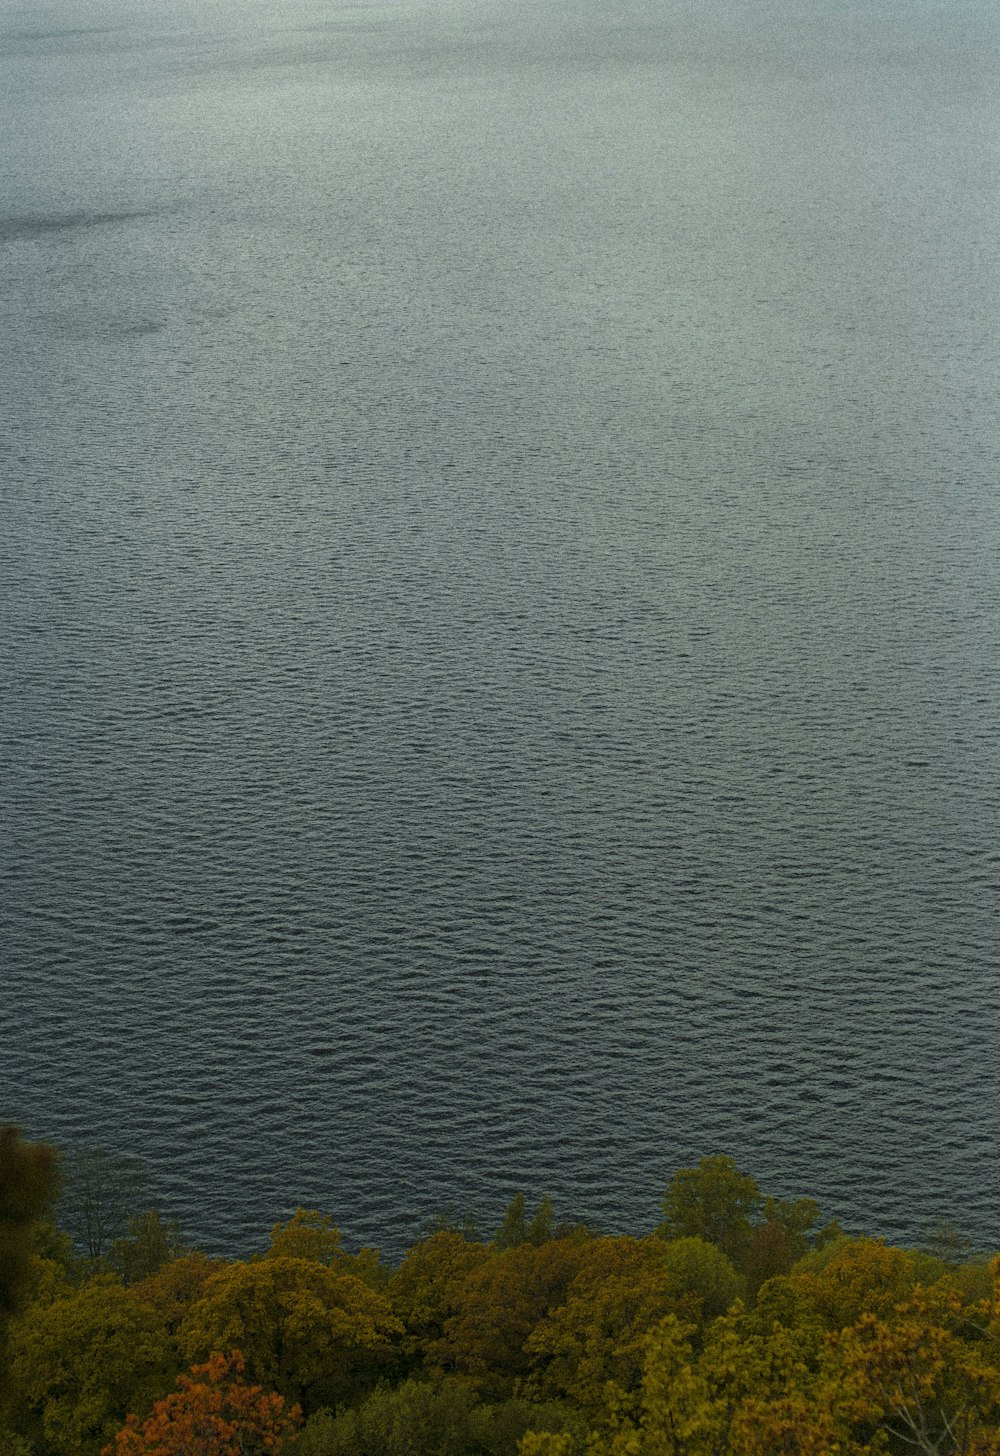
[2,0,998,1259]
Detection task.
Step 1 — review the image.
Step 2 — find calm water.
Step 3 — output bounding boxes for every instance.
[2,0,998,1259]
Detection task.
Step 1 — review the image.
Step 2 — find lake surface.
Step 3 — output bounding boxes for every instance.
[2,0,998,1259]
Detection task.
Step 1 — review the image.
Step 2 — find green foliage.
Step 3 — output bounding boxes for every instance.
[526,1198,556,1249]
[436,1240,590,1397]
[657,1235,743,1321]
[0,1431,33,1456]
[790,1236,921,1329]
[422,1206,481,1241]
[265,1209,383,1286]
[657,1156,761,1266]
[0,1127,60,1404]
[387,1230,493,1368]
[919,1218,973,1267]
[294,1379,479,1456]
[763,1195,820,1245]
[107,1210,187,1286]
[7,1143,1000,1456]
[7,1274,173,1456]
[495,1196,557,1251]
[265,1209,346,1266]
[179,1255,402,1408]
[523,1237,685,1413]
[495,1195,528,1251]
[31,1220,74,1275]
[293,1379,583,1456]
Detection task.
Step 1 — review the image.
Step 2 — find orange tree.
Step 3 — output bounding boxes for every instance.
[105,1351,300,1456]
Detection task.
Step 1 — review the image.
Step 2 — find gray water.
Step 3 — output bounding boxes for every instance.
[2,0,998,1259]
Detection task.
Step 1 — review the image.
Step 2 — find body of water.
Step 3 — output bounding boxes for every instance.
[2,0,998,1257]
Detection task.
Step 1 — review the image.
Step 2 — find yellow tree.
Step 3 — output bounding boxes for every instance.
[437,1237,591,1398]
[386,1230,492,1368]
[264,1209,382,1285]
[523,1237,687,1414]
[587,1314,724,1456]
[790,1237,919,1330]
[7,1275,173,1456]
[697,1291,874,1456]
[588,1283,878,1456]
[178,1255,402,1409]
[834,1280,1000,1455]
[133,1253,228,1338]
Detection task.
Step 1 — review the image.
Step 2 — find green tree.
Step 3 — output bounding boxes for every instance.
[523,1236,686,1414]
[387,1230,493,1368]
[264,1209,382,1285]
[179,1256,402,1409]
[657,1236,743,1321]
[658,1156,761,1266]
[496,1195,529,1251]
[296,1379,582,1456]
[7,1275,172,1456]
[108,1210,187,1286]
[438,1240,591,1397]
[496,1196,558,1251]
[1,1126,60,1401]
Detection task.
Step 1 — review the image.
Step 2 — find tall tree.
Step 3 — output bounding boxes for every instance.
[108,1211,187,1286]
[0,1127,59,1401]
[658,1156,762,1266]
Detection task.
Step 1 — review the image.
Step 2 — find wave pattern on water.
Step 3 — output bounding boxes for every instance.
[1,0,999,1257]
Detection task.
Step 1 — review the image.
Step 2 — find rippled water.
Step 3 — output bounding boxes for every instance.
[2,0,999,1258]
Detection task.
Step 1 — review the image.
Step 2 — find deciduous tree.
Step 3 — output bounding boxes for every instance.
[439,1239,591,1397]
[179,1256,402,1409]
[264,1209,382,1285]
[834,1281,1000,1455]
[657,1236,743,1322]
[523,1237,685,1414]
[104,1351,300,1456]
[658,1157,761,1267]
[59,1147,150,1262]
[108,1211,187,1287]
[133,1254,228,1337]
[387,1230,492,1367]
[7,1275,172,1456]
[0,1127,59,1399]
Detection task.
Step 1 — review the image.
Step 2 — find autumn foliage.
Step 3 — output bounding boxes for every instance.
[103,1352,300,1456]
[4,1140,1000,1456]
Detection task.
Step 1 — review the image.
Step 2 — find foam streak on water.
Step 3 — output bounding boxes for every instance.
[1,0,998,1256]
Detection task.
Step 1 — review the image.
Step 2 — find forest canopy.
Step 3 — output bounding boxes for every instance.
[1,1129,998,1456]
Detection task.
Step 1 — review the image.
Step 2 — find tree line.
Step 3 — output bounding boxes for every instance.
[1,1125,998,1456]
